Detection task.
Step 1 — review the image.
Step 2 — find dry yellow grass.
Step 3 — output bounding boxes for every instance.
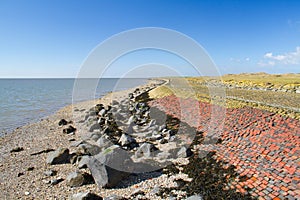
[149,73,300,119]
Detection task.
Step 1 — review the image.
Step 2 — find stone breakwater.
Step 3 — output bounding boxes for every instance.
[149,95,300,200]
[32,80,213,199]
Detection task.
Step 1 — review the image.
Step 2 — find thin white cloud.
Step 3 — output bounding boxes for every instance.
[264,52,286,61]
[259,46,300,66]
[258,60,275,67]
[230,57,250,63]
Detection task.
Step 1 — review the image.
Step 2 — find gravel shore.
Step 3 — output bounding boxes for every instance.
[0,79,180,200]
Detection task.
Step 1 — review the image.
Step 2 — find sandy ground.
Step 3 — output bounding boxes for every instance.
[0,79,183,200]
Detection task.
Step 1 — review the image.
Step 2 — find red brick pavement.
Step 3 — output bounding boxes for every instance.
[149,95,300,199]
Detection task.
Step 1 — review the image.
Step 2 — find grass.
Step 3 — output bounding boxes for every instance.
[188,72,300,91]
[150,73,300,119]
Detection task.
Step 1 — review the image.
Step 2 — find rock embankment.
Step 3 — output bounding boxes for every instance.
[43,81,205,199]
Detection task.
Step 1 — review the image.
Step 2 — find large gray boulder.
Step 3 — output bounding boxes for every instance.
[46,148,70,164]
[87,145,133,188]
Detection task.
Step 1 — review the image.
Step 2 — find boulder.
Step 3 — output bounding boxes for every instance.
[135,143,157,159]
[50,177,63,185]
[46,148,70,164]
[89,123,101,132]
[128,93,134,99]
[118,133,135,146]
[70,192,103,200]
[96,135,111,149]
[87,146,133,188]
[95,104,104,113]
[177,147,192,158]
[77,143,101,156]
[97,117,106,126]
[77,155,90,169]
[63,125,76,134]
[111,100,119,106]
[58,119,68,126]
[98,109,107,117]
[66,171,85,187]
[90,133,102,142]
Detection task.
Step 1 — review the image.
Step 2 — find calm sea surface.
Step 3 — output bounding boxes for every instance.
[0,78,147,135]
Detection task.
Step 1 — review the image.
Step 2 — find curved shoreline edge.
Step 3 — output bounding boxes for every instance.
[0,78,168,199]
[0,78,168,138]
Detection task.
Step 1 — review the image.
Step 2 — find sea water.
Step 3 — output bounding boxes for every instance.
[0,78,147,135]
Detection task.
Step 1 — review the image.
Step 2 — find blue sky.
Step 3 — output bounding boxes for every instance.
[0,0,299,77]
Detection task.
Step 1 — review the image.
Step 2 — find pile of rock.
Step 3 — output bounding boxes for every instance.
[45,82,195,199]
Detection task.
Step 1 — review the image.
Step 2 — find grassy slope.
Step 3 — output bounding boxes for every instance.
[149,73,300,119]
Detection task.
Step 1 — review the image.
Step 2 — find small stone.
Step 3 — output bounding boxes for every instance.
[118,133,135,146]
[27,167,34,171]
[66,171,85,187]
[131,189,145,196]
[98,108,107,116]
[185,194,203,200]
[135,143,157,158]
[42,179,50,184]
[24,191,30,196]
[78,156,90,169]
[44,170,56,176]
[50,177,63,185]
[150,186,161,195]
[103,195,123,200]
[63,125,76,134]
[46,148,70,165]
[177,147,192,158]
[58,119,68,126]
[10,147,24,153]
[70,192,102,200]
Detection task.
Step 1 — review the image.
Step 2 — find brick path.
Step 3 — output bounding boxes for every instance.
[149,95,300,199]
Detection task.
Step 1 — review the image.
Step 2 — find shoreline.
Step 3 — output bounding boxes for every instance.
[0,78,154,137]
[0,78,168,199]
